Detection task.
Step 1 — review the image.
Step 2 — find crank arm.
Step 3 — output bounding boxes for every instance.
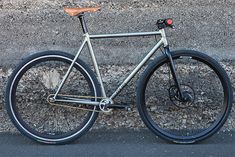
[107,103,131,111]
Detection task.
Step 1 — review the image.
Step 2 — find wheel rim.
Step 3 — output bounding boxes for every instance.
[9,55,97,142]
[142,54,228,141]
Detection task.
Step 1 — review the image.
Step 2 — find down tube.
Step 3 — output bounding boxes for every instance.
[109,39,164,100]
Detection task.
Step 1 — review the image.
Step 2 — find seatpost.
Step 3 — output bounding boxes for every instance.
[78,13,88,34]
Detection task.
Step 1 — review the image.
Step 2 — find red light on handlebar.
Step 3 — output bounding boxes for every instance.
[166,19,173,25]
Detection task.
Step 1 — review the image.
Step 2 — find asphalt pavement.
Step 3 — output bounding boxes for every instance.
[0,129,234,157]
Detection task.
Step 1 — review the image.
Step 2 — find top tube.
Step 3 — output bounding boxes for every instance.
[89,31,161,39]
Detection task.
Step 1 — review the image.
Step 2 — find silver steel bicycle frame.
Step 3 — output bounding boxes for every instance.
[53,29,168,105]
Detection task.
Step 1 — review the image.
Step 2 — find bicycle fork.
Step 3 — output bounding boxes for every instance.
[164,47,184,100]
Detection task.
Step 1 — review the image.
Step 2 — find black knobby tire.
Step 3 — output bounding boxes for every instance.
[5,51,101,144]
[136,50,233,143]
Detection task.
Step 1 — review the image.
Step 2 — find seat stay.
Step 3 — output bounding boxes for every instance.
[53,37,87,99]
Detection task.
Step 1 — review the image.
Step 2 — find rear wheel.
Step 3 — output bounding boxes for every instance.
[5,51,101,144]
[137,50,233,143]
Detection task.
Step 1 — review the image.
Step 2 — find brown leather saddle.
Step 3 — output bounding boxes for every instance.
[64,7,101,16]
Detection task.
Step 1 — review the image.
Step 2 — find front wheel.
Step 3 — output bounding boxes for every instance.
[5,51,101,144]
[137,50,233,143]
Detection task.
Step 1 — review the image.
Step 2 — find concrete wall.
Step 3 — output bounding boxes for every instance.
[0,0,234,66]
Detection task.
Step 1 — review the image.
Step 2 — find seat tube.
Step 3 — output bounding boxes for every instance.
[86,34,107,97]
[78,14,106,97]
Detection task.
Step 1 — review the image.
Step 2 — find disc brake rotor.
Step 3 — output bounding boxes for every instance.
[168,84,195,108]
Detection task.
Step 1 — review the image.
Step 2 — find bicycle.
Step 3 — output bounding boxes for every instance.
[5,6,233,144]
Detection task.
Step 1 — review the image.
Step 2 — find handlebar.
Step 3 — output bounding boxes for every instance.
[156,18,175,29]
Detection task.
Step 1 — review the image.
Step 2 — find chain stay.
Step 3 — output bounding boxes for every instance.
[47,94,105,112]
[47,94,113,112]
